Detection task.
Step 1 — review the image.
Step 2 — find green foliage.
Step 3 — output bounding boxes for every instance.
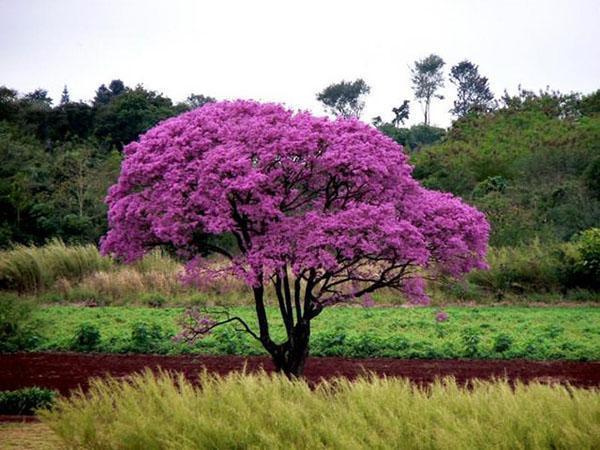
[584,157,600,198]
[316,79,370,118]
[41,371,600,450]
[378,123,445,151]
[0,294,39,352]
[580,89,600,116]
[467,241,564,296]
[568,228,600,290]
[94,85,177,149]
[0,387,56,415]
[24,305,600,360]
[129,321,166,353]
[71,322,101,351]
[493,333,513,353]
[411,54,445,125]
[412,94,600,245]
[449,60,496,117]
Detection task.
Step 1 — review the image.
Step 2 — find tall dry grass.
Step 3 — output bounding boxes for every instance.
[41,370,600,450]
[0,241,254,305]
[0,239,112,292]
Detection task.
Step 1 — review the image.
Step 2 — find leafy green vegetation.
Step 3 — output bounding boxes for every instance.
[20,305,600,360]
[0,387,56,415]
[0,294,40,352]
[411,91,600,247]
[41,370,600,450]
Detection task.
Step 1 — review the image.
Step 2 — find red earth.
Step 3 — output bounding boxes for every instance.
[1,352,599,396]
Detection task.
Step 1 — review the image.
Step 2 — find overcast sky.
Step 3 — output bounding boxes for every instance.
[1,0,599,127]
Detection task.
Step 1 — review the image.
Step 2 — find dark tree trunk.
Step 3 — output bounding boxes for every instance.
[271,321,311,378]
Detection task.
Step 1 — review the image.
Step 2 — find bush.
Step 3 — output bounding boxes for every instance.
[468,241,563,296]
[71,322,101,351]
[0,294,39,352]
[0,387,56,415]
[493,333,513,353]
[574,228,600,289]
[41,371,600,449]
[558,228,600,291]
[129,322,165,353]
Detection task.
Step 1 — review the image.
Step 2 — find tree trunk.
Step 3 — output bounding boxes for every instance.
[271,321,311,378]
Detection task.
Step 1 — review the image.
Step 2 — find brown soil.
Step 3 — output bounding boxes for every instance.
[1,352,599,397]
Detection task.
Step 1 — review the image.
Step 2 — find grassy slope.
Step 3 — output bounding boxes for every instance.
[31,305,600,360]
[412,111,600,246]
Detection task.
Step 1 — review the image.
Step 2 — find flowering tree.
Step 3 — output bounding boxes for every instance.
[101,100,489,376]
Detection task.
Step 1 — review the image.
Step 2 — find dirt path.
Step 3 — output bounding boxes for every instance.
[1,352,599,395]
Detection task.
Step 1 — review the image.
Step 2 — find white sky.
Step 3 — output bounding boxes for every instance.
[1,0,599,127]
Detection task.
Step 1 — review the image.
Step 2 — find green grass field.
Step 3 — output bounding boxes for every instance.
[27,305,600,360]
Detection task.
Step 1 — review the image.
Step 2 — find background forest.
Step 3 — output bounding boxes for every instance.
[1,63,599,301]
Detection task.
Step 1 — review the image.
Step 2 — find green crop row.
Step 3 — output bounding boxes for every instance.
[6,303,599,360]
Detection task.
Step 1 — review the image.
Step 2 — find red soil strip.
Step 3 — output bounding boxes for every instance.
[1,353,598,397]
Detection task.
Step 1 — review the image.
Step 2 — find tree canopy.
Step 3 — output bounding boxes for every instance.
[101,100,489,375]
[316,79,371,118]
[411,54,445,125]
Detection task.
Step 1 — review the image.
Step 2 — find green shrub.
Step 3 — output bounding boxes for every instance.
[557,228,600,291]
[468,241,564,296]
[41,371,600,450]
[129,322,165,353]
[462,327,481,357]
[493,333,513,353]
[0,294,39,352]
[71,322,101,351]
[574,228,600,289]
[0,387,56,415]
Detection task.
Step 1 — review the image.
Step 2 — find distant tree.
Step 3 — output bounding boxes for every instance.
[60,86,70,105]
[391,100,410,126]
[371,116,383,127]
[0,86,20,122]
[93,80,126,107]
[501,86,580,119]
[94,85,177,149]
[316,79,371,118]
[23,89,53,108]
[378,123,445,152]
[411,54,445,125]
[449,60,495,117]
[186,94,216,109]
[580,89,600,116]
[108,80,126,96]
[93,84,112,106]
[20,89,54,142]
[56,102,95,140]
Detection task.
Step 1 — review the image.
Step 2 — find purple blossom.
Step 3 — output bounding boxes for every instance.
[101,100,490,306]
[436,311,449,322]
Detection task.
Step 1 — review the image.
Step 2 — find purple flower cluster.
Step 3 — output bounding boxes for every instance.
[101,100,489,305]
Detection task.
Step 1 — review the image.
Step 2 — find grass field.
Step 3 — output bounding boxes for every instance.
[0,422,60,450]
[39,370,600,450]
[24,305,600,360]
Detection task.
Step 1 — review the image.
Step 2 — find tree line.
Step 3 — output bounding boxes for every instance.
[0,53,599,249]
